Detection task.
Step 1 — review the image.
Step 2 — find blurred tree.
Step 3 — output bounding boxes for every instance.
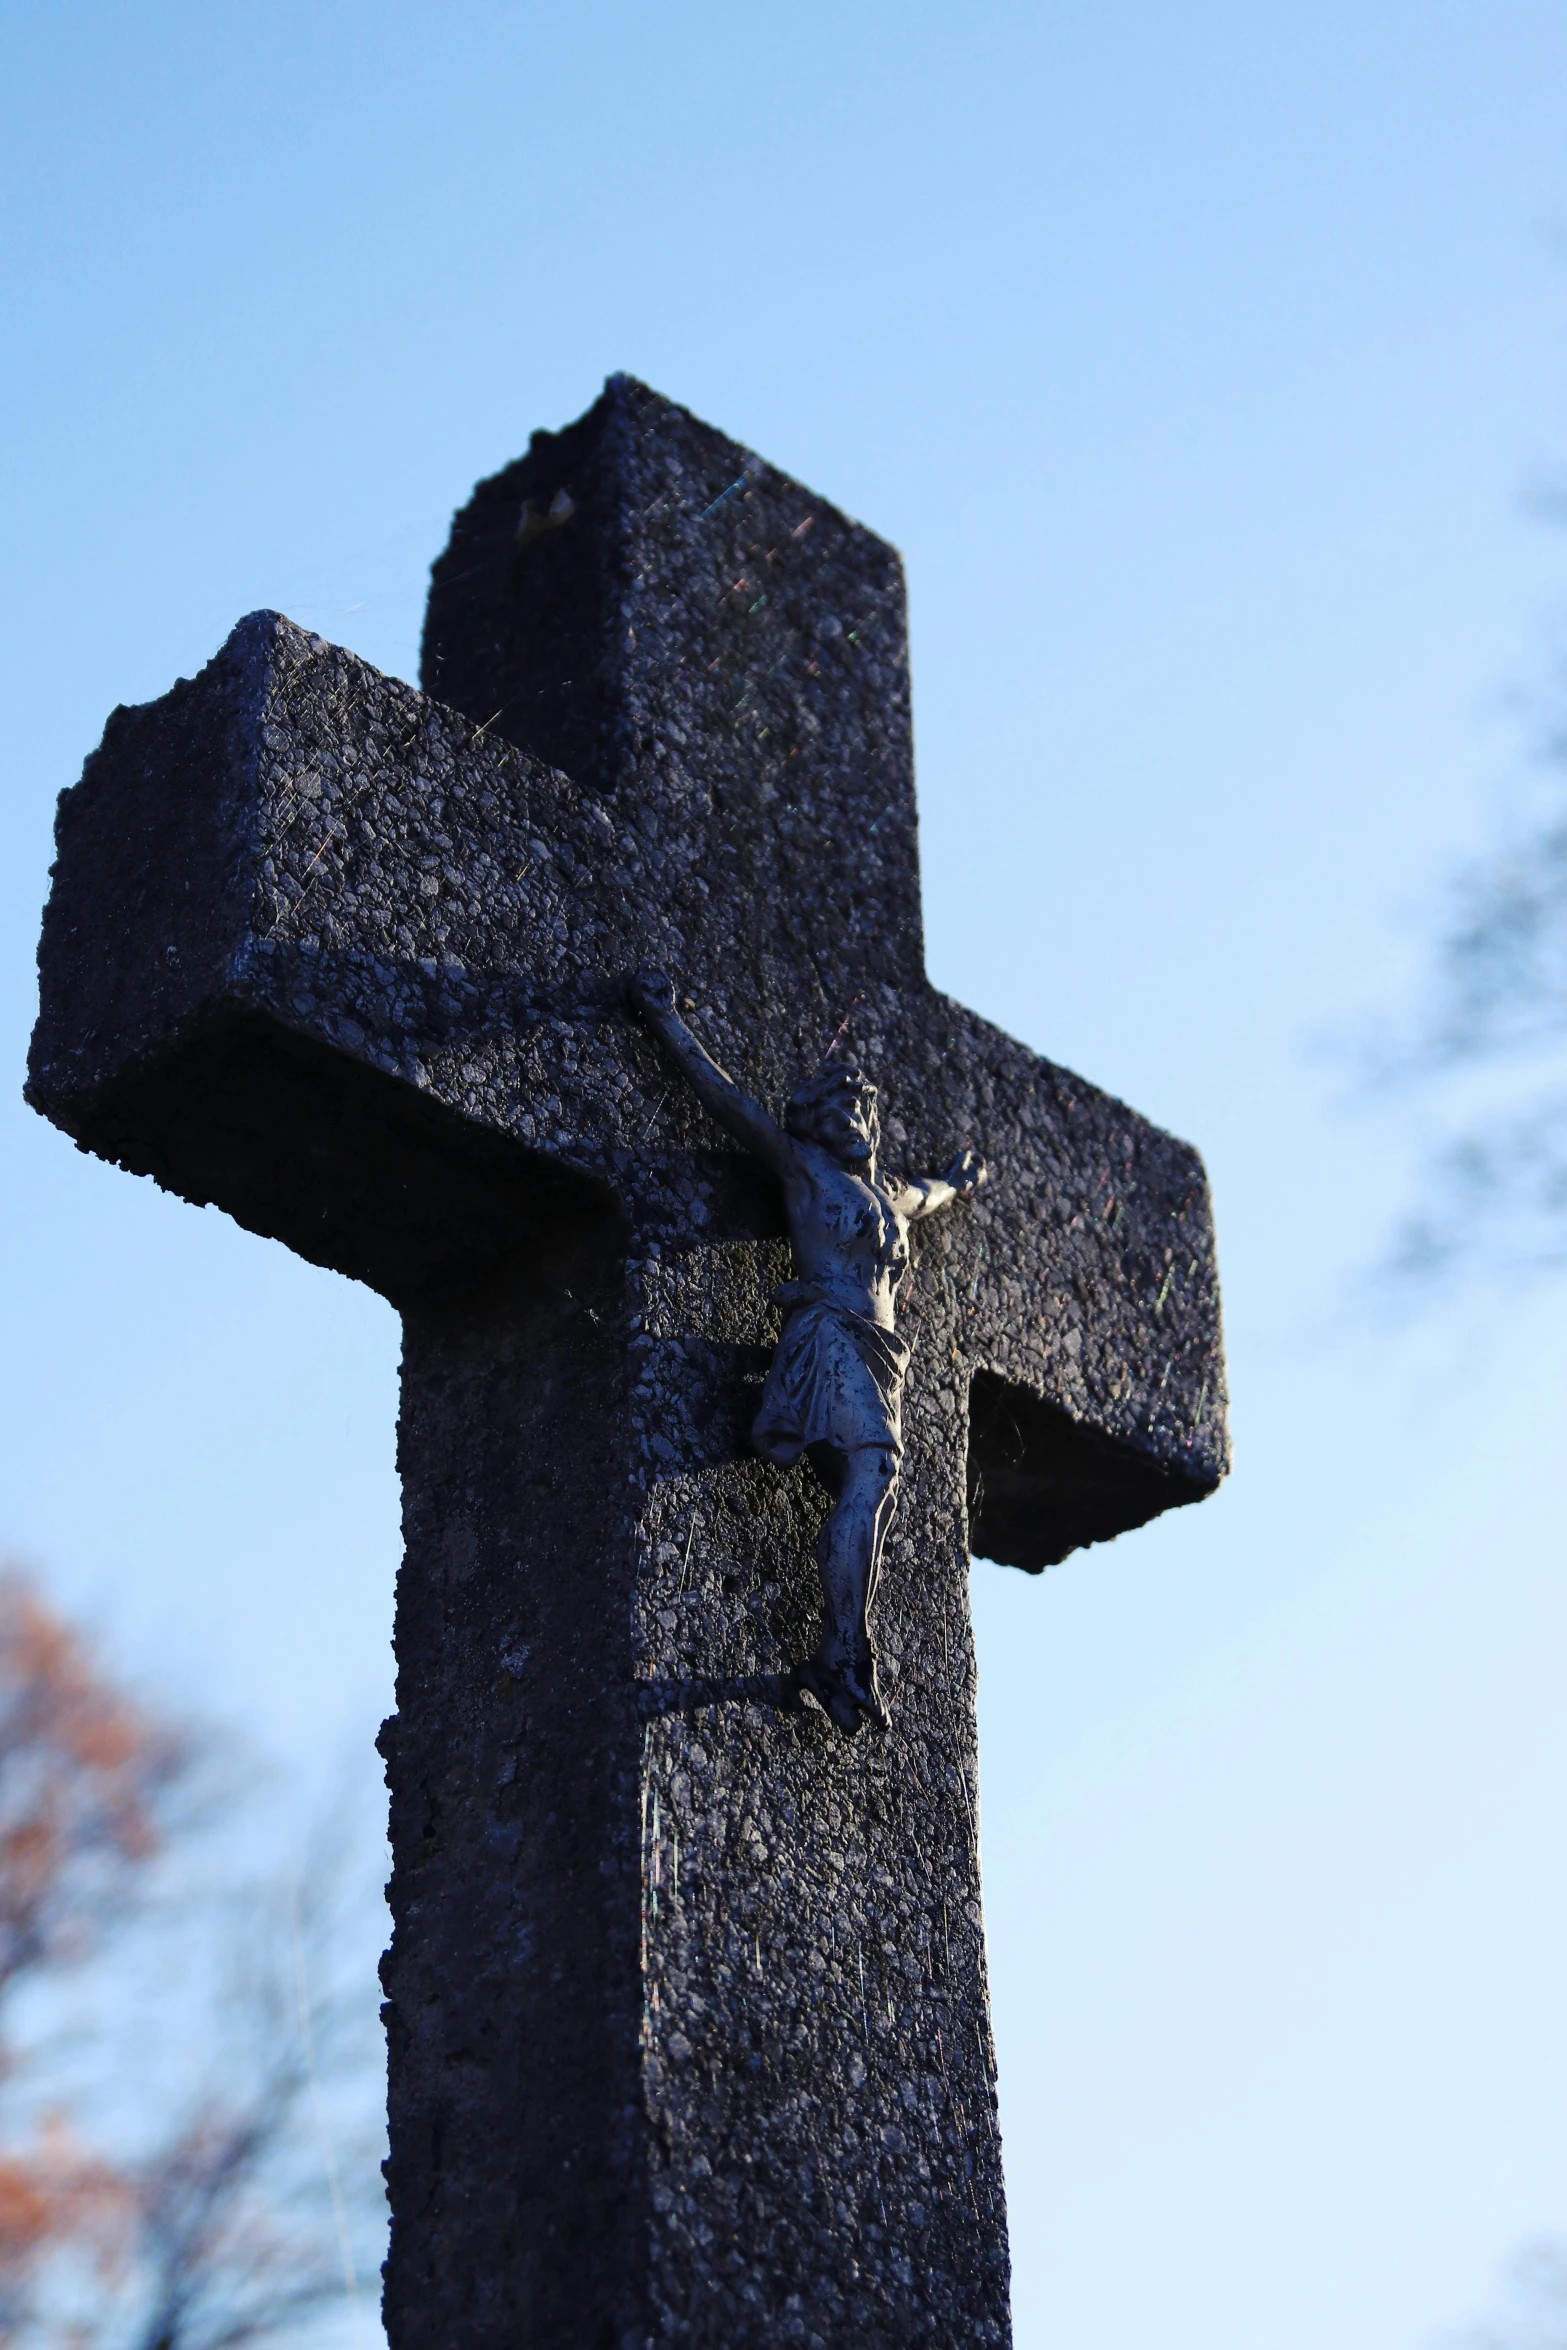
[0,1568,185,2329]
[0,1570,385,2350]
[1386,646,1567,1284]
[0,1567,187,1995]
[1443,2241,1567,2350]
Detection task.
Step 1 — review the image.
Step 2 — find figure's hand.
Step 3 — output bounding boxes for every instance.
[945,1147,989,1197]
[626,967,677,1022]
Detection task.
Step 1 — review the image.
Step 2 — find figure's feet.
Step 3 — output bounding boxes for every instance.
[795,1651,890,1735]
[794,1657,863,1734]
[839,1655,891,1732]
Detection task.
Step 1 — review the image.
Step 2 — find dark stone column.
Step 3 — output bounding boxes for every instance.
[380,1170,1011,2349]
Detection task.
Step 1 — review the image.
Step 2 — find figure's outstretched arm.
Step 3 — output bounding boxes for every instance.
[893,1148,989,1222]
[626,969,799,1176]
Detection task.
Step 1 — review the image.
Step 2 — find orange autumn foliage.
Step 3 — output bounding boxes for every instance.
[0,1571,186,2002]
[0,2118,128,2300]
[0,1571,188,2319]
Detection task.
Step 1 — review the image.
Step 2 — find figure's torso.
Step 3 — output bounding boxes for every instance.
[783,1152,909,1330]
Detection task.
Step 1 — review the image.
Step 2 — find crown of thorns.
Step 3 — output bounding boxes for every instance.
[785,1063,879,1137]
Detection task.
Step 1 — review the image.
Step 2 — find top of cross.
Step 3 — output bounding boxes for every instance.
[422,371,926,1051]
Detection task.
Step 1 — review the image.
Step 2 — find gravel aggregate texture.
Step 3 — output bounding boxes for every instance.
[28,377,1228,2349]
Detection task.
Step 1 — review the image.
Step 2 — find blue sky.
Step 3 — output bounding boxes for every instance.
[3,5,1567,2345]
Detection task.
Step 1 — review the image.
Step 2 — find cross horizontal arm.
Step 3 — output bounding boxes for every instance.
[28,604,1225,1545]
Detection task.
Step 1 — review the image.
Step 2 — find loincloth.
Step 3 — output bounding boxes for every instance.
[751,1281,910,1467]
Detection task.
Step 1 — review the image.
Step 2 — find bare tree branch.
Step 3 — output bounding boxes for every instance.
[1373,650,1567,1286]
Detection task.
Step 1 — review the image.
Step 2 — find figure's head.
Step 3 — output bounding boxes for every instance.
[785,1062,880,1168]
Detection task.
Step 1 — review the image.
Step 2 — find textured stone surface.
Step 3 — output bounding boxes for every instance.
[28,377,1228,2349]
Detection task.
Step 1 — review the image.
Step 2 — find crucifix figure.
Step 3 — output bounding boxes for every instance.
[28,376,1228,2349]
[630,968,987,1733]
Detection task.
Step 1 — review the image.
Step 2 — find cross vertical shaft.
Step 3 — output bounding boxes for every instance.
[385,1208,1011,2346]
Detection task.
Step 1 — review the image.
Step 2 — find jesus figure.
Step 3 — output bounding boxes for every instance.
[628,970,988,1734]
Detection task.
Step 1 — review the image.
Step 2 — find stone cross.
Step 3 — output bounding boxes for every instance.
[28,377,1228,2350]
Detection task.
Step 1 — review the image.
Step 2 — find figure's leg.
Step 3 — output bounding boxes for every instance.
[863,1451,901,1620]
[809,1443,899,1728]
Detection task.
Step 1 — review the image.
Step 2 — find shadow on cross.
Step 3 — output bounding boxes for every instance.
[635,1670,854,1734]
